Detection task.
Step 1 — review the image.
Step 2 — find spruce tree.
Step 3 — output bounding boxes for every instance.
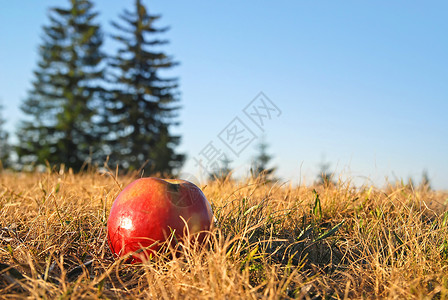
[209,154,232,181]
[420,169,431,191]
[16,0,105,171]
[0,103,10,170]
[106,0,184,175]
[250,137,276,181]
[316,156,335,187]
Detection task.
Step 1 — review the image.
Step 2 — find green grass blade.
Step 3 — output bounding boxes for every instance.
[315,219,345,242]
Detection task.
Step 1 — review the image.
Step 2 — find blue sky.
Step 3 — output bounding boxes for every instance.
[1,1,447,189]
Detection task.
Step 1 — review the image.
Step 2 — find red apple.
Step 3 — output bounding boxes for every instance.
[107,177,213,262]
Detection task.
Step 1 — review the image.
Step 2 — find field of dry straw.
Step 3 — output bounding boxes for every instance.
[1,169,448,299]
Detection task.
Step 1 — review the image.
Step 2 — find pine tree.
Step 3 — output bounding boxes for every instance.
[16,0,105,171]
[250,137,276,181]
[420,169,431,191]
[316,156,335,187]
[0,103,11,170]
[209,154,232,181]
[106,0,184,175]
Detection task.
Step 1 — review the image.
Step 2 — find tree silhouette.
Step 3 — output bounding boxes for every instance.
[16,0,105,171]
[105,0,184,175]
[316,156,335,187]
[420,169,431,191]
[250,136,276,181]
[209,154,232,181]
[0,103,10,170]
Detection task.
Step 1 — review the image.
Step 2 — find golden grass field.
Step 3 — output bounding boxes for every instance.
[1,169,448,299]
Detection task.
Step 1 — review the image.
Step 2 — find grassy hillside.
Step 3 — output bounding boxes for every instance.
[0,170,447,299]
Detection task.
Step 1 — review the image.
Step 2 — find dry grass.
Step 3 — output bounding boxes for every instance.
[0,169,448,299]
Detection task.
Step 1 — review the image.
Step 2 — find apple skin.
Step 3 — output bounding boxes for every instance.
[107,177,213,262]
